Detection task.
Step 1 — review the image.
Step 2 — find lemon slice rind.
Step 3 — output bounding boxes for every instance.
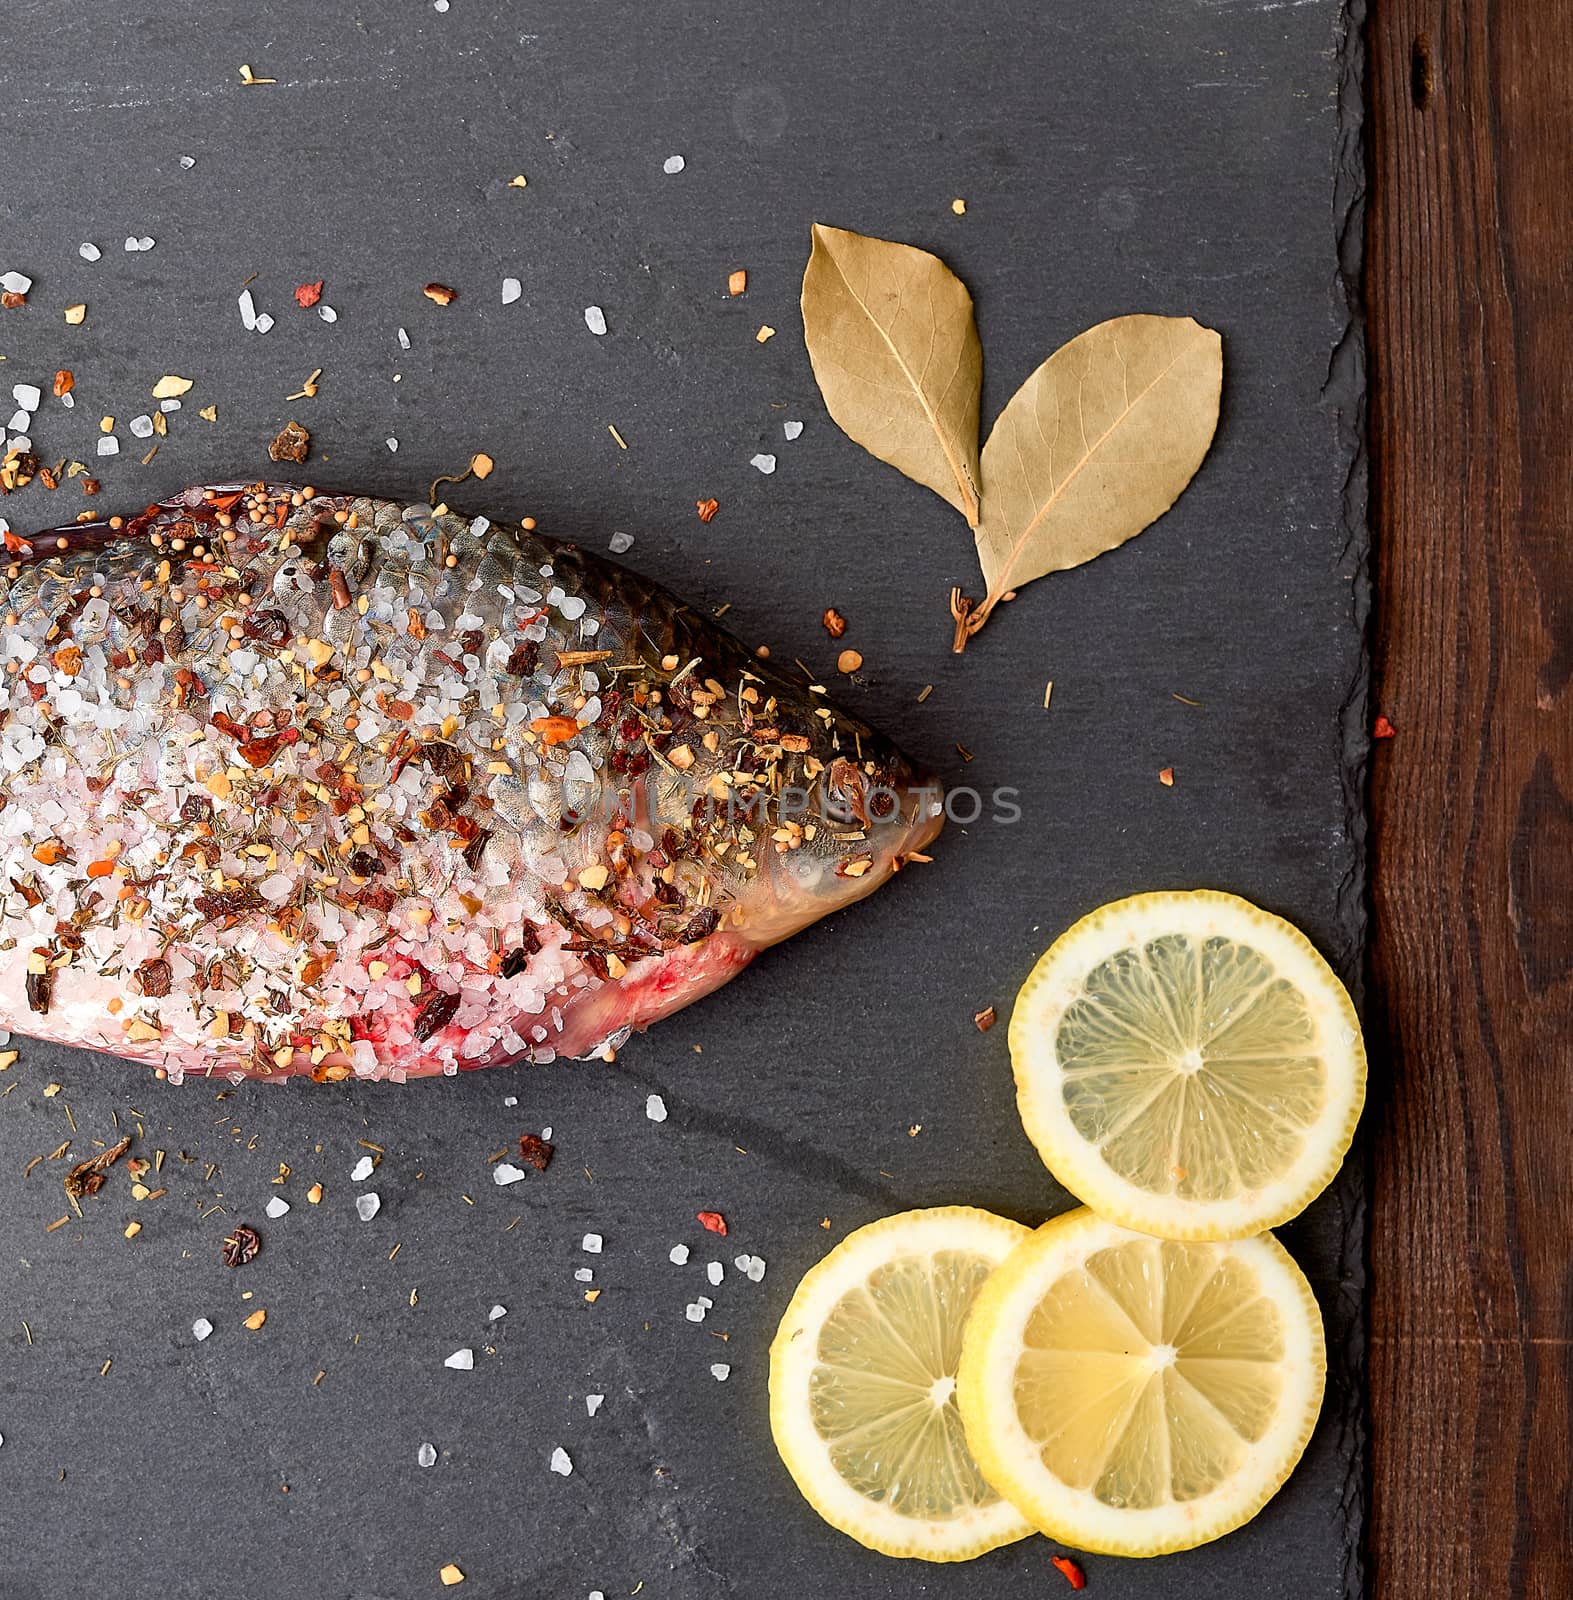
[1011,889,1366,1241]
[957,1208,1326,1558]
[769,1206,1036,1562]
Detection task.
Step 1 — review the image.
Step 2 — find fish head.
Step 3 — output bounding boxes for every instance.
[737,743,945,949]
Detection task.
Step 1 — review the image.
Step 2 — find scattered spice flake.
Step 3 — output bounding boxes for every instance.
[199,404,218,422]
[837,649,863,675]
[470,451,495,480]
[294,280,324,308]
[952,198,967,215]
[1158,766,1175,787]
[1043,680,1054,709]
[907,1125,922,1137]
[123,1221,141,1239]
[221,1223,261,1267]
[45,1215,71,1233]
[696,497,720,522]
[1050,1555,1086,1589]
[728,269,748,296]
[697,1210,728,1237]
[267,420,311,464]
[64,304,86,325]
[423,282,458,306]
[518,1132,554,1171]
[243,1308,267,1331]
[508,174,528,188]
[237,64,277,85]
[974,1005,997,1033]
[53,370,74,398]
[822,607,848,639]
[1373,714,1396,739]
[917,684,934,704]
[439,1566,466,1588]
[755,324,776,343]
[955,744,975,762]
[1171,691,1204,707]
[64,1134,132,1198]
[151,375,193,399]
[608,423,628,449]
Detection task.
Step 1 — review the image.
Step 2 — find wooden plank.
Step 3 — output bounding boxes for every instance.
[1368,3,1573,1595]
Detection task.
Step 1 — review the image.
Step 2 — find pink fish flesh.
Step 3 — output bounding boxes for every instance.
[0,483,942,1083]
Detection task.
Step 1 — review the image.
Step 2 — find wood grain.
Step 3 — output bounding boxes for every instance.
[1368,3,1573,1595]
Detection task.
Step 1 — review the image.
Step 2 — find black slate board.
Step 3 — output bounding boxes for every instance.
[0,3,1369,1596]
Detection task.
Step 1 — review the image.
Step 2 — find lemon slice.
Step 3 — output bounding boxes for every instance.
[1011,889,1365,1239]
[957,1208,1325,1556]
[768,1207,1036,1561]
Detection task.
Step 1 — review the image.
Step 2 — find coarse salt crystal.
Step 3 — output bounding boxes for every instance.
[318,304,338,323]
[585,1394,604,1417]
[549,1446,573,1476]
[698,1296,713,1310]
[179,155,196,169]
[12,384,41,412]
[750,453,777,475]
[645,1094,667,1123]
[6,411,26,434]
[79,243,102,262]
[445,1348,474,1370]
[6,435,31,453]
[0,272,31,294]
[503,1096,518,1107]
[685,1302,706,1323]
[489,1304,507,1321]
[668,1244,690,1266]
[433,0,449,10]
[95,436,119,457]
[707,1261,723,1286]
[355,1192,381,1222]
[160,398,182,412]
[418,1442,438,1467]
[582,1233,603,1254]
[254,312,275,334]
[59,392,74,409]
[584,305,607,336]
[239,290,257,331]
[783,420,804,440]
[386,437,399,453]
[351,1155,375,1181]
[502,277,522,305]
[710,1363,731,1382]
[265,1196,290,1219]
[397,326,411,350]
[746,1256,766,1283]
[662,155,686,174]
[542,1127,553,1140]
[493,1162,527,1186]
[575,1267,594,1283]
[129,414,155,439]
[192,1317,214,1342]
[608,531,633,554]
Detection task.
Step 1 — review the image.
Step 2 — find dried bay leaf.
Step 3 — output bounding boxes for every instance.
[967,314,1221,632]
[801,223,983,527]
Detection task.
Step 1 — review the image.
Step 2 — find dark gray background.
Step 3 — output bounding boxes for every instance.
[0,3,1367,1596]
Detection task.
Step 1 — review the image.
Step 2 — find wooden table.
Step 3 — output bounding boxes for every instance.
[1368,4,1573,1594]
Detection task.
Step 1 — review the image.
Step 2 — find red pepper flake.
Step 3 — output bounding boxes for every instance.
[518,1133,554,1172]
[1373,714,1396,739]
[973,1005,997,1032]
[696,497,720,523]
[1157,767,1175,787]
[1050,1555,1086,1589]
[697,1210,728,1236]
[221,1224,262,1268]
[294,280,324,308]
[530,715,580,746]
[423,282,458,307]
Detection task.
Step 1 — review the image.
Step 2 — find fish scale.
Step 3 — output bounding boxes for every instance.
[0,482,940,1082]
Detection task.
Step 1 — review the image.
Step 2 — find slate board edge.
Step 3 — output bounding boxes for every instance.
[1329,1,1372,1597]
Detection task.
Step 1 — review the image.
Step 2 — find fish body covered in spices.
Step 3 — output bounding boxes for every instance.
[0,484,941,1083]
